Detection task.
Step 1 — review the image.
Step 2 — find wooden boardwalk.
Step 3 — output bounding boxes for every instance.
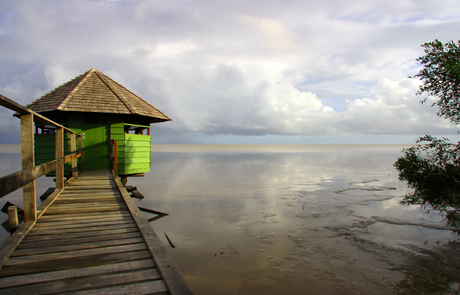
[0,170,192,295]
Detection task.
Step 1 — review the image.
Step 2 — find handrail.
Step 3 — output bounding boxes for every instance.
[0,93,83,222]
[0,94,81,136]
[0,152,82,198]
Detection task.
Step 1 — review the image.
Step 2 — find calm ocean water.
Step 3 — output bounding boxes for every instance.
[1,144,459,294]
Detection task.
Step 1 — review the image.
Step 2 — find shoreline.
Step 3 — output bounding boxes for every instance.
[0,143,412,154]
[150,144,412,153]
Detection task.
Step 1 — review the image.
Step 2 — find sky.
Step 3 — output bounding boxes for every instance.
[1,0,460,144]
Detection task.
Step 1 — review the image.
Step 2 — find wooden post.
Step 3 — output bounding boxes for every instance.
[113,139,118,177]
[21,113,36,222]
[78,134,83,172]
[55,127,64,190]
[70,133,78,178]
[7,206,19,232]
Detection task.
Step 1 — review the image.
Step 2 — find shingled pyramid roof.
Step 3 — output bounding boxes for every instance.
[27,68,171,123]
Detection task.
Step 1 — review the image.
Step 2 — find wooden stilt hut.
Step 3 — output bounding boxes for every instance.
[27,68,171,178]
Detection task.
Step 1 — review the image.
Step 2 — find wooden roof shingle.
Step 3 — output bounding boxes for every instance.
[27,68,171,123]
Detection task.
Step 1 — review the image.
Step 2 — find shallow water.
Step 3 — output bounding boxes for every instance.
[128,145,460,295]
[1,144,459,294]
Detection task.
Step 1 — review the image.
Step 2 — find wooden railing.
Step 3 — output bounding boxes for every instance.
[110,139,118,177]
[0,94,83,222]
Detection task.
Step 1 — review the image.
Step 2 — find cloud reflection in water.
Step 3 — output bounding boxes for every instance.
[101,145,460,294]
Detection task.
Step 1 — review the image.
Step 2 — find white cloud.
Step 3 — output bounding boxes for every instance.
[1,0,460,143]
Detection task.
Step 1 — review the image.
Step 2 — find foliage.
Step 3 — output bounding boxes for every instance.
[396,39,460,228]
[411,39,460,123]
[395,136,460,227]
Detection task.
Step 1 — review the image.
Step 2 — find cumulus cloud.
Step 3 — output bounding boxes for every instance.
[1,0,460,143]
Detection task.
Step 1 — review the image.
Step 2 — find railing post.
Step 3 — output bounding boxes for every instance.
[21,113,36,221]
[78,134,83,172]
[55,127,64,189]
[70,132,78,178]
[113,139,118,177]
[8,206,19,233]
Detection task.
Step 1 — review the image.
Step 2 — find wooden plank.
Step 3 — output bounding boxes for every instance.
[37,211,132,220]
[65,178,114,183]
[53,198,125,206]
[44,203,127,210]
[58,194,121,199]
[58,193,122,199]
[43,206,129,215]
[0,250,153,277]
[12,237,146,256]
[28,223,136,235]
[70,177,113,181]
[5,243,148,266]
[0,259,155,288]
[19,232,142,249]
[72,176,112,180]
[29,219,134,231]
[19,227,140,243]
[55,193,121,199]
[66,179,113,183]
[67,280,169,295]
[39,210,131,223]
[59,190,119,194]
[36,216,132,225]
[63,183,117,187]
[0,268,164,295]
[60,188,120,193]
[30,218,133,230]
[42,206,127,213]
[27,223,137,236]
[56,195,124,204]
[65,184,115,187]
[36,212,132,223]
[49,202,126,209]
[52,198,124,204]
[61,187,118,192]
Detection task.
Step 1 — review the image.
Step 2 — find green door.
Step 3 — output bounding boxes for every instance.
[82,124,110,170]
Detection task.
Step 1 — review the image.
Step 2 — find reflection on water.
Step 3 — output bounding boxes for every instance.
[0,144,459,294]
[127,145,460,295]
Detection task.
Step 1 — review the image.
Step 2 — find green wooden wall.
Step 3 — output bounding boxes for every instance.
[81,124,110,170]
[34,133,72,176]
[35,116,151,176]
[110,123,151,175]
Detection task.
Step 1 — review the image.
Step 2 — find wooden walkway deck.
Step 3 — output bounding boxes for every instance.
[0,170,192,295]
